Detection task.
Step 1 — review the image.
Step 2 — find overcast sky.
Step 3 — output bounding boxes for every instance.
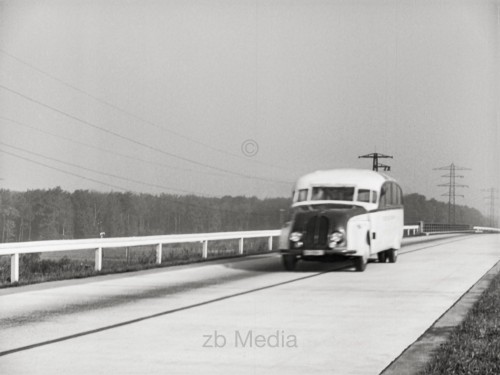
[0,0,498,214]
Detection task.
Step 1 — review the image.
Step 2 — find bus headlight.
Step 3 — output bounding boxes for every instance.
[329,231,344,248]
[289,232,303,242]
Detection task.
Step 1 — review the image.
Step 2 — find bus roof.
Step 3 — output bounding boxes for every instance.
[294,169,395,191]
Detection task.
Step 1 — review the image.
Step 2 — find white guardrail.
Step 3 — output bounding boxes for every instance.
[473,226,500,233]
[404,225,419,236]
[0,225,497,284]
[0,230,281,283]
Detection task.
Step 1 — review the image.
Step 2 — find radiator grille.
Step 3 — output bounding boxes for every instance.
[304,216,329,248]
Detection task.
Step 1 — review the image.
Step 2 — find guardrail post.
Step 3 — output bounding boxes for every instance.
[95,247,102,271]
[239,238,244,255]
[268,236,273,251]
[156,243,162,264]
[202,240,208,259]
[10,253,19,283]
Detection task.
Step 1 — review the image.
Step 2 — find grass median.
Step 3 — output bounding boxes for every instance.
[420,267,500,375]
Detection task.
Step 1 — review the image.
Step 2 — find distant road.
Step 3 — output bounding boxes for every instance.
[0,233,498,375]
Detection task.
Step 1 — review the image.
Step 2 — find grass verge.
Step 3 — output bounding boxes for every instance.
[419,269,500,374]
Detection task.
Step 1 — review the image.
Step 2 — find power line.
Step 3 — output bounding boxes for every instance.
[0,83,291,185]
[358,152,393,171]
[434,163,470,224]
[0,142,197,195]
[0,148,129,192]
[0,48,289,172]
[0,147,281,218]
[0,115,270,182]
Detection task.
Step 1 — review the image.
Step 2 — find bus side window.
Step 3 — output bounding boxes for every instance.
[390,183,401,206]
[380,183,403,207]
[357,189,370,202]
[379,185,388,208]
[389,182,395,206]
[394,184,399,205]
[395,185,403,205]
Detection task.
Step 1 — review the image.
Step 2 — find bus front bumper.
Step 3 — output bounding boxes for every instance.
[280,248,357,257]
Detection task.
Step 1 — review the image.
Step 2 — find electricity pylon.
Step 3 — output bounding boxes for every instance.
[482,188,498,227]
[358,152,393,171]
[434,163,470,224]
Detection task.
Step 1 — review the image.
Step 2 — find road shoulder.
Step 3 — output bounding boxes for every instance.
[381,257,500,375]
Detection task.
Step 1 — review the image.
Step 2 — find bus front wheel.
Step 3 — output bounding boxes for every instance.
[282,254,298,271]
[353,256,367,272]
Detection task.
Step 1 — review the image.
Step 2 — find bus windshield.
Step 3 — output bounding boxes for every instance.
[311,187,355,201]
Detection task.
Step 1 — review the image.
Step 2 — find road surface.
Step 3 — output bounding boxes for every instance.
[0,233,498,375]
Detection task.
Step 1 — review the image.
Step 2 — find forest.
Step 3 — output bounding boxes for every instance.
[0,188,488,243]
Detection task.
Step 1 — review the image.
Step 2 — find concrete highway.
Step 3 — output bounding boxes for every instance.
[0,233,498,375]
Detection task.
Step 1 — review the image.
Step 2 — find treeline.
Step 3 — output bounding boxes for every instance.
[0,188,488,243]
[403,193,487,226]
[0,188,290,242]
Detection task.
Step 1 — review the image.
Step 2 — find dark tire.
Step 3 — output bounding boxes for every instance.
[377,252,387,263]
[282,254,298,271]
[353,256,367,272]
[387,249,398,263]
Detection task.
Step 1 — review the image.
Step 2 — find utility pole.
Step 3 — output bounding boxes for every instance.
[434,163,470,224]
[482,188,498,227]
[358,152,393,171]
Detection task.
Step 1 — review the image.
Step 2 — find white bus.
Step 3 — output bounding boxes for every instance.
[280,169,404,271]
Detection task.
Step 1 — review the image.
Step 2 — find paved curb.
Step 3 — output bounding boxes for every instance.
[380,258,500,375]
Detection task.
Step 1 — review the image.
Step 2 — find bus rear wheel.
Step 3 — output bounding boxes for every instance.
[377,252,387,263]
[282,254,298,271]
[387,249,398,263]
